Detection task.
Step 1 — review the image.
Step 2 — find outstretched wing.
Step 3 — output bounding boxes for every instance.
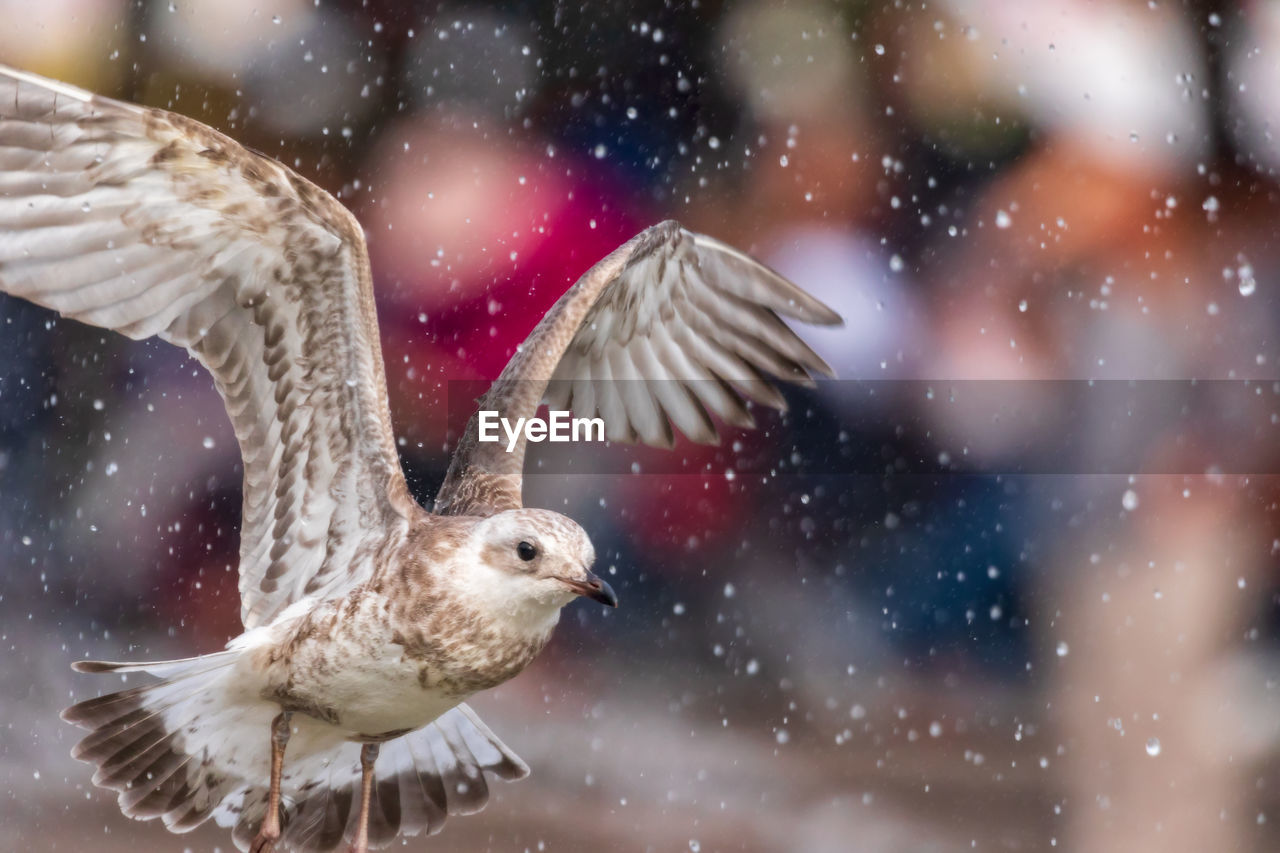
[0,66,416,628]
[435,220,842,516]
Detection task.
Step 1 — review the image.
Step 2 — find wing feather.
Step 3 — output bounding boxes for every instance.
[435,220,841,516]
[0,65,415,628]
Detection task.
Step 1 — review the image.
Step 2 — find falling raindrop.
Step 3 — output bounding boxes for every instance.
[1121,489,1139,511]
[1056,642,1069,657]
[1145,737,1161,757]
[1238,261,1257,296]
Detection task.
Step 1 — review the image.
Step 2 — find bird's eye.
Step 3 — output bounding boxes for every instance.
[516,541,537,562]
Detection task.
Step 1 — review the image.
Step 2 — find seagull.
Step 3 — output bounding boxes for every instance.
[0,65,841,852]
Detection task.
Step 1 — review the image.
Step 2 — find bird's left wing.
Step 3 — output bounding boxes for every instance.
[435,220,841,516]
[0,66,417,628]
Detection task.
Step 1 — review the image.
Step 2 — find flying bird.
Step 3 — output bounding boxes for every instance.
[0,65,841,851]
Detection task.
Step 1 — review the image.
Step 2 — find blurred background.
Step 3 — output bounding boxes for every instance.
[2,0,1280,850]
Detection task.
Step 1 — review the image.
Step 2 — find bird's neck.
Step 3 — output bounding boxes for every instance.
[449,562,563,641]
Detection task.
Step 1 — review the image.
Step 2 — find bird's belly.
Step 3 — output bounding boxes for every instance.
[281,633,463,738]
[336,659,461,738]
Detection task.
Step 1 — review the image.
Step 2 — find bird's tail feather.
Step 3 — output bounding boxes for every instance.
[61,650,247,831]
[64,654,530,851]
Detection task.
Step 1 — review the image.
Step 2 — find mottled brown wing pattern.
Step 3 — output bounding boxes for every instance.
[0,65,415,628]
[434,221,842,517]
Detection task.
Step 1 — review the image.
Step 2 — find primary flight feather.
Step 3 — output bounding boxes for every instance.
[0,65,841,852]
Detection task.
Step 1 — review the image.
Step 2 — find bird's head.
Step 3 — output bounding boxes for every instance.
[456,508,616,629]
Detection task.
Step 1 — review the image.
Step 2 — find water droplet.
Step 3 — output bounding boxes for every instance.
[1056,641,1070,657]
[1018,299,1028,312]
[995,210,1012,229]
[1238,261,1257,296]
[202,436,215,449]
[929,721,943,737]
[1145,737,1161,757]
[874,44,886,56]
[689,842,701,853]
[1121,489,1139,511]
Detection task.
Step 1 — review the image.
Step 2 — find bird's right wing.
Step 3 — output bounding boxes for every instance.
[0,65,416,629]
[435,220,842,517]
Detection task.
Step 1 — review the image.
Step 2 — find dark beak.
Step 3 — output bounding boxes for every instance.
[561,571,619,608]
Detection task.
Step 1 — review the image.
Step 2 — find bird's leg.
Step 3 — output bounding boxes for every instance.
[250,711,294,853]
[349,742,380,853]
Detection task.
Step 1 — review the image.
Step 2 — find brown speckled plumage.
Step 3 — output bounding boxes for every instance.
[0,64,840,851]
